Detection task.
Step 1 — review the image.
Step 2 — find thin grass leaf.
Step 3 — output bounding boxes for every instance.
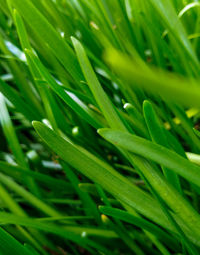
[72,36,127,131]
[143,100,182,192]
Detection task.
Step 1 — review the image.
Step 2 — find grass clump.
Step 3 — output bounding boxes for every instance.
[1,0,200,254]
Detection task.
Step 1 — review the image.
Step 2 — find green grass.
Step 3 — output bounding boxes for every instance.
[1,0,200,254]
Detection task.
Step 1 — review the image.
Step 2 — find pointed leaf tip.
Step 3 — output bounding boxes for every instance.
[71,36,78,44]
[32,121,43,131]
[71,36,83,51]
[97,128,110,136]
[143,100,151,108]
[143,100,153,115]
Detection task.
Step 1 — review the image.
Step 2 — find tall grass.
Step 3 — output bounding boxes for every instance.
[0,0,200,254]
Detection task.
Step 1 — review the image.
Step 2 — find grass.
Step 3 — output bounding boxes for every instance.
[1,0,200,254]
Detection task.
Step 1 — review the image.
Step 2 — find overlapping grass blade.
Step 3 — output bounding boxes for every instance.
[98,129,200,190]
[32,121,174,231]
[8,0,82,83]
[98,128,200,245]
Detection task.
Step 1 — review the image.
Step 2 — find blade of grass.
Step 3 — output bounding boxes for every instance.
[143,100,182,192]
[98,128,200,246]
[72,36,129,131]
[13,9,74,134]
[98,129,200,193]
